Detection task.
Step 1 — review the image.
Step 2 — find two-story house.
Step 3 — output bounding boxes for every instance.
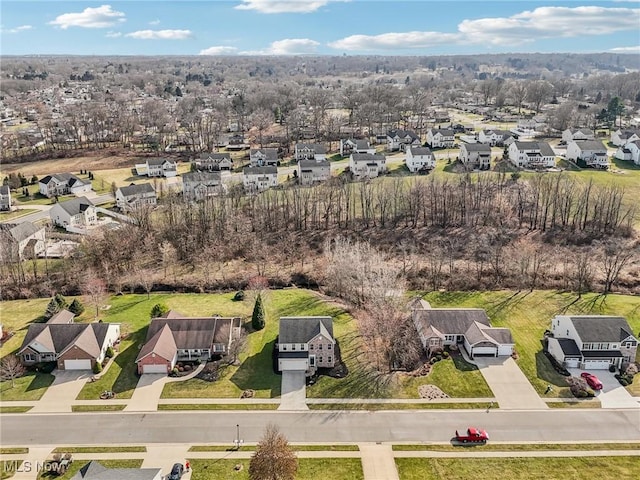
[182,171,224,201]
[49,196,97,232]
[277,316,336,376]
[459,143,492,170]
[194,152,233,171]
[243,166,278,193]
[508,141,556,169]
[298,159,331,186]
[611,129,640,147]
[0,221,46,260]
[146,158,177,178]
[566,140,609,169]
[0,185,11,211]
[115,183,157,211]
[39,173,92,198]
[614,140,640,166]
[547,315,638,370]
[340,138,376,156]
[387,129,421,152]
[294,143,327,162]
[405,146,435,173]
[562,128,595,143]
[349,153,387,180]
[250,148,279,167]
[426,128,456,149]
[478,129,514,147]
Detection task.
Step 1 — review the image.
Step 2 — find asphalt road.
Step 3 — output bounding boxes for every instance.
[2,410,639,446]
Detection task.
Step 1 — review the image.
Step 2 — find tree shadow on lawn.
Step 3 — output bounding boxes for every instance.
[103,297,151,317]
[535,350,570,393]
[555,293,608,316]
[484,290,531,319]
[273,294,347,320]
[229,339,281,397]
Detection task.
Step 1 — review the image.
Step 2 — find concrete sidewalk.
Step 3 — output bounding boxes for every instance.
[359,444,400,480]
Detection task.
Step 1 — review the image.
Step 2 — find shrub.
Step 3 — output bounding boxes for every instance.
[624,363,638,377]
[251,294,266,331]
[150,303,169,318]
[442,351,450,359]
[35,362,56,374]
[430,357,437,364]
[54,293,68,309]
[184,364,192,371]
[93,362,102,374]
[609,364,617,373]
[171,367,179,376]
[105,346,115,358]
[233,291,245,301]
[436,355,442,361]
[68,299,85,315]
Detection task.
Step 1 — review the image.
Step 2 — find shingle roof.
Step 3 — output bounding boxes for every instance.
[573,140,606,152]
[136,324,177,363]
[183,171,222,183]
[557,338,581,356]
[19,323,113,357]
[47,309,75,324]
[39,173,88,187]
[56,196,94,216]
[514,141,555,156]
[409,147,432,156]
[0,222,42,243]
[413,309,490,336]
[351,153,385,162]
[355,139,371,150]
[244,166,277,175]
[119,183,155,197]
[250,148,278,160]
[199,152,231,160]
[279,317,334,344]
[0,185,10,195]
[71,461,161,480]
[142,317,237,351]
[299,159,330,168]
[432,128,454,137]
[463,143,492,153]
[296,143,326,154]
[569,316,635,343]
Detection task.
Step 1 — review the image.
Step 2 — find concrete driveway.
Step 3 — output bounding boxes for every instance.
[31,370,91,413]
[474,357,547,410]
[568,368,639,409]
[278,370,308,411]
[125,374,169,412]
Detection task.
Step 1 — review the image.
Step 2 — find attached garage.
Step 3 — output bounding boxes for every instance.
[471,345,498,357]
[278,351,309,372]
[64,359,92,370]
[141,363,169,374]
[564,358,580,368]
[582,359,611,370]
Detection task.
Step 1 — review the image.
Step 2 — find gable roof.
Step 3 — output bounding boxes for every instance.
[55,196,94,216]
[513,141,555,156]
[19,323,114,357]
[244,166,277,175]
[142,316,237,351]
[295,143,326,154]
[39,173,88,187]
[279,317,334,344]
[147,158,175,166]
[463,143,492,153]
[135,324,177,363]
[47,309,75,324]
[388,129,419,141]
[199,152,231,161]
[573,140,606,152]
[250,148,278,160]
[569,316,636,343]
[183,171,222,183]
[118,183,155,197]
[299,159,330,169]
[413,308,491,336]
[408,146,432,156]
[351,153,385,163]
[0,185,10,195]
[431,128,454,137]
[0,222,43,243]
[71,461,161,480]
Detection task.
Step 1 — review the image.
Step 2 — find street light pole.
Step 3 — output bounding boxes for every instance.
[234,424,243,450]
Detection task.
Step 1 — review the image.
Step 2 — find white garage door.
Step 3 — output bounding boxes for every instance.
[64,359,92,370]
[279,358,308,371]
[582,360,610,370]
[142,364,168,374]
[565,358,580,368]
[472,346,497,357]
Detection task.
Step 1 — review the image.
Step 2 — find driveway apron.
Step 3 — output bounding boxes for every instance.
[474,357,547,410]
[30,371,90,413]
[568,368,639,409]
[278,371,308,411]
[143,444,191,479]
[125,374,168,412]
[359,443,400,480]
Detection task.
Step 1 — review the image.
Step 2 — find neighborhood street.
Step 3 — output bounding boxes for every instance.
[2,409,639,446]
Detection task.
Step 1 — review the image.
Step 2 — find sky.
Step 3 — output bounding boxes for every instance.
[1,0,639,56]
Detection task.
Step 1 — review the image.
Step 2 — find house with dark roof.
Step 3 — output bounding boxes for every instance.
[0,221,46,259]
[49,196,97,232]
[294,143,327,162]
[508,141,556,169]
[388,129,422,152]
[562,128,595,143]
[349,153,387,180]
[426,128,455,149]
[405,146,435,173]
[115,183,157,211]
[566,140,609,169]
[298,159,331,186]
[71,461,161,480]
[243,166,278,193]
[182,171,224,201]
[459,143,492,170]
[614,139,640,166]
[18,322,120,370]
[145,158,177,178]
[411,304,514,359]
[340,138,376,156]
[135,315,241,374]
[250,148,279,167]
[277,317,335,376]
[194,152,233,171]
[478,129,514,147]
[0,184,11,211]
[47,309,75,324]
[38,173,92,198]
[548,315,638,370]
[611,129,640,147]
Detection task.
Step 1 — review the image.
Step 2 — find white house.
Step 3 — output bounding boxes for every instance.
[615,140,640,166]
[115,183,157,211]
[387,130,421,152]
[294,143,326,162]
[349,153,387,180]
[250,148,279,167]
[562,128,595,143]
[49,196,97,232]
[0,222,46,260]
[39,173,92,198]
[547,315,638,370]
[182,171,224,201]
[0,185,11,211]
[566,140,609,169]
[459,143,492,170]
[146,158,177,178]
[277,316,335,376]
[194,152,233,171]
[243,166,278,193]
[405,146,435,173]
[298,159,331,186]
[508,141,556,169]
[426,128,455,148]
[340,138,376,156]
[611,129,640,147]
[478,129,514,147]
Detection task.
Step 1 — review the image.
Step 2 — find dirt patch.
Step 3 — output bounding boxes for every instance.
[418,384,449,400]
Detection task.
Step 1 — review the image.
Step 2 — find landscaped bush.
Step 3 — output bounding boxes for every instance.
[566,375,594,398]
[93,362,102,374]
[623,362,638,377]
[184,364,192,371]
[609,364,617,373]
[442,351,450,359]
[232,291,245,301]
[68,299,85,315]
[33,362,56,373]
[105,346,115,358]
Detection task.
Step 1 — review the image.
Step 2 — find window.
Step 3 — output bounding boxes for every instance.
[319,344,323,350]
[328,357,332,363]
[327,344,332,350]
[309,356,315,367]
[309,344,314,350]
[292,344,296,351]
[282,345,287,351]
[319,357,323,363]
[24,353,34,362]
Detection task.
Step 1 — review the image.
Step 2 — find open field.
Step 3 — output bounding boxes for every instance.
[395,456,640,480]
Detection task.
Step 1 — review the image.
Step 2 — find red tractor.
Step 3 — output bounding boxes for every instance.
[455,427,489,443]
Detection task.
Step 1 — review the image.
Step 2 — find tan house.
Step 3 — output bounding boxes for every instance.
[277,316,336,376]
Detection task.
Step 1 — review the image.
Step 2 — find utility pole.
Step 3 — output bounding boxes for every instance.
[233,424,244,450]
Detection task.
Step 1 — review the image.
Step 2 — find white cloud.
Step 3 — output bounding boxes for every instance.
[458,6,640,45]
[240,38,320,55]
[149,19,161,25]
[329,31,461,51]
[125,29,193,40]
[49,5,126,29]
[610,45,640,52]
[235,0,347,14]
[199,46,239,55]
[105,31,122,38]
[2,25,33,34]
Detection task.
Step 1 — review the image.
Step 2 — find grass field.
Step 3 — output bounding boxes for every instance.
[395,456,640,480]
[308,402,494,410]
[36,460,143,480]
[393,442,640,451]
[0,209,38,221]
[158,403,278,411]
[0,372,54,401]
[0,406,32,413]
[52,446,146,453]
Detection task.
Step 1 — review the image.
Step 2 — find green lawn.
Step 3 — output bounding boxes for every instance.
[37,460,143,480]
[0,448,28,454]
[52,447,146,453]
[309,402,494,410]
[0,406,32,413]
[393,442,640,451]
[71,404,126,412]
[422,290,640,397]
[0,372,54,401]
[0,209,38,221]
[189,458,364,480]
[395,457,640,480]
[158,404,278,411]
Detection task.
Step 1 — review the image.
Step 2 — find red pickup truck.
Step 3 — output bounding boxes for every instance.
[455,427,489,443]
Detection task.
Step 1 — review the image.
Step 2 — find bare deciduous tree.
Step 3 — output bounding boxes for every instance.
[249,423,297,480]
[1,355,25,388]
[599,240,636,294]
[82,271,108,319]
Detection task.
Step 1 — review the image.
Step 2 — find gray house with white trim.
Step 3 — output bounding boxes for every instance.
[277,316,335,376]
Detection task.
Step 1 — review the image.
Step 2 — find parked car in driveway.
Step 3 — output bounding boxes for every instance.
[581,372,603,390]
[167,463,184,480]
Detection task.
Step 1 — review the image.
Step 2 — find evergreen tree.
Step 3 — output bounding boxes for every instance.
[68,299,85,315]
[44,298,61,321]
[54,293,68,309]
[150,303,169,318]
[251,294,266,331]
